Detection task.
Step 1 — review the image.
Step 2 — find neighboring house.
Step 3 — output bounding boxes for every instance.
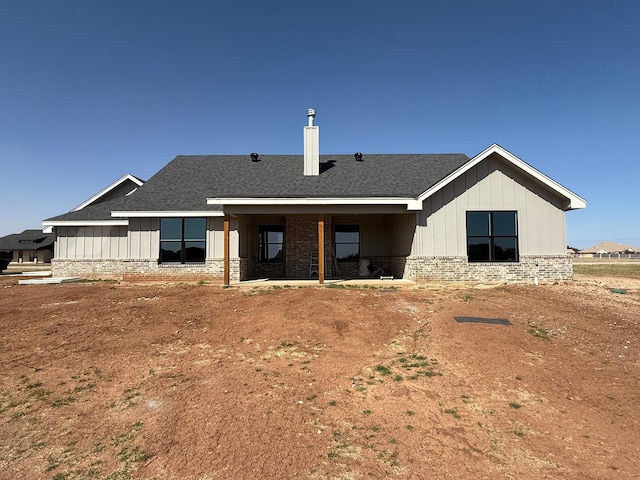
[0,229,56,265]
[43,109,586,284]
[578,241,638,257]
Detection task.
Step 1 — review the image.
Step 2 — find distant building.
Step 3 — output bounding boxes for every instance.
[578,241,639,257]
[0,229,56,264]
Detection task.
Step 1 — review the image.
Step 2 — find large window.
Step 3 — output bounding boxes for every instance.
[160,218,206,264]
[467,211,518,262]
[258,225,284,262]
[335,224,359,262]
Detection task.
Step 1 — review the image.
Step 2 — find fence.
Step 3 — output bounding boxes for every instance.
[574,253,640,260]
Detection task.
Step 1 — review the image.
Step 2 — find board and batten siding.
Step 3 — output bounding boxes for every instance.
[332,214,414,257]
[55,226,128,259]
[128,218,160,259]
[128,217,230,260]
[56,217,230,262]
[412,154,567,257]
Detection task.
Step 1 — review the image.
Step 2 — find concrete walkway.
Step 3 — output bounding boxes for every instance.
[230,277,416,288]
[18,277,81,285]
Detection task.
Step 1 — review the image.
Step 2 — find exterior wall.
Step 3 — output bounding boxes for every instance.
[52,216,241,282]
[405,255,572,282]
[285,216,333,278]
[51,258,241,283]
[56,226,128,259]
[238,213,413,279]
[412,154,567,257]
[404,154,574,282]
[128,219,159,259]
[254,260,285,279]
[128,217,232,260]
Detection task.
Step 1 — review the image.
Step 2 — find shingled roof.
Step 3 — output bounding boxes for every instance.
[46,153,469,220]
[0,230,55,250]
[45,144,586,225]
[579,241,638,254]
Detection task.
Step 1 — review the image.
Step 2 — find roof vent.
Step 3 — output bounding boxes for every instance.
[354,152,363,162]
[250,152,259,162]
[306,108,316,126]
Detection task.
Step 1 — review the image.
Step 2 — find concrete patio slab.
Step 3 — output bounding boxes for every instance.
[18,277,81,285]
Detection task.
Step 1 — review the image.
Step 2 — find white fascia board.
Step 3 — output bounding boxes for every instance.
[207,197,420,209]
[72,174,144,212]
[111,211,224,217]
[417,144,587,210]
[42,220,129,228]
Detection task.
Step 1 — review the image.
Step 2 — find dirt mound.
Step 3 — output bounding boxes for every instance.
[1,277,638,479]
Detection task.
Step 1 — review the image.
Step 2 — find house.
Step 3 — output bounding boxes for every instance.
[0,229,56,266]
[578,241,638,257]
[43,109,586,284]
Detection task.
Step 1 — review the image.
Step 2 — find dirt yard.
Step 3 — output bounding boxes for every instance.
[1,274,638,480]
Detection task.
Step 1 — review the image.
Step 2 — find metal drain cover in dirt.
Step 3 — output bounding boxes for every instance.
[454,316,512,325]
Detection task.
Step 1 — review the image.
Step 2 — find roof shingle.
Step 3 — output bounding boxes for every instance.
[46,153,469,220]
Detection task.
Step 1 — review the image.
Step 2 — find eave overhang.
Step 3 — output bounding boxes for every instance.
[42,220,129,233]
[206,197,423,210]
[110,210,224,217]
[417,144,587,210]
[72,174,144,212]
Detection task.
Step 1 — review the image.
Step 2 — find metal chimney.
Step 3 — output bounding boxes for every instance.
[307,108,316,126]
[303,108,319,176]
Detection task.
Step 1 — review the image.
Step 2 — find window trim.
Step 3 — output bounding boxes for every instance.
[258,224,284,263]
[334,224,360,263]
[466,211,519,263]
[159,217,206,264]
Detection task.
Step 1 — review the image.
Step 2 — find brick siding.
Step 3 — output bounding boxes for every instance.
[284,216,333,278]
[405,255,573,283]
[52,255,572,283]
[51,258,241,283]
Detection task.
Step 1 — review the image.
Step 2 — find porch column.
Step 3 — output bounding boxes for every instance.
[318,214,324,284]
[223,214,230,286]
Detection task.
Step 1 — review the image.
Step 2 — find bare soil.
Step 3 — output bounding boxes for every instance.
[0,274,638,479]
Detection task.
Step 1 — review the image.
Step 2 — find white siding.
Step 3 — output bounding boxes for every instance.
[413,155,568,256]
[207,216,239,258]
[128,218,159,259]
[55,226,128,259]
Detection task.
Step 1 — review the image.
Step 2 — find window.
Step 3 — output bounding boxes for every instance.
[258,225,283,262]
[335,224,359,262]
[160,218,206,263]
[467,211,518,262]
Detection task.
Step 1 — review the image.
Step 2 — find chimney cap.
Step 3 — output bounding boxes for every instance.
[355,152,363,162]
[306,108,316,126]
[250,152,259,162]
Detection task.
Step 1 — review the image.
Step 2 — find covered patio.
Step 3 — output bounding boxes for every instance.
[222,211,415,285]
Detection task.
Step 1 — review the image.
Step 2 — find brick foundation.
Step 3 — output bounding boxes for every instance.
[405,255,572,283]
[52,255,572,283]
[51,258,241,283]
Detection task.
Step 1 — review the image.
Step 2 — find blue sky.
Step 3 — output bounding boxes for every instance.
[1,1,638,249]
